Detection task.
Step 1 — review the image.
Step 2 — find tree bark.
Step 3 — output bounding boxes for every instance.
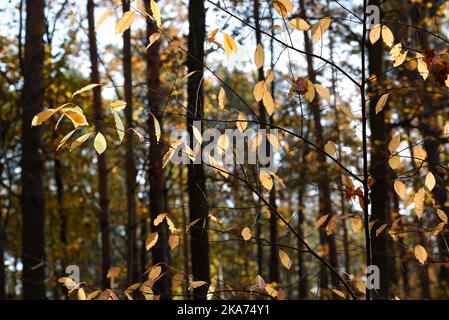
[0,207,5,299]
[187,0,210,300]
[87,0,111,290]
[367,0,390,300]
[20,0,46,300]
[145,0,171,299]
[122,0,140,285]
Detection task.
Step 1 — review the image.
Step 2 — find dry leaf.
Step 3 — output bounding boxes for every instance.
[254,44,265,69]
[241,227,252,241]
[146,232,159,251]
[279,249,291,269]
[414,245,427,265]
[425,172,436,191]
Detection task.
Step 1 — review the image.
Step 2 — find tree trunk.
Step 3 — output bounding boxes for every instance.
[122,0,140,285]
[367,0,390,300]
[87,0,111,290]
[145,0,171,299]
[299,0,339,292]
[20,0,46,300]
[0,208,5,299]
[254,0,280,285]
[187,0,210,300]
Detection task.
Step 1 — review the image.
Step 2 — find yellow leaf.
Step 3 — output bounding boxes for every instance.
[169,234,180,250]
[289,18,309,31]
[241,227,252,241]
[375,223,388,237]
[381,25,394,47]
[253,80,266,101]
[145,232,158,251]
[63,108,88,128]
[57,129,77,151]
[153,114,161,143]
[267,133,281,150]
[265,69,275,83]
[324,141,337,157]
[237,112,248,132]
[110,100,127,111]
[72,83,102,97]
[86,290,101,300]
[279,249,291,269]
[414,245,427,265]
[188,281,208,291]
[31,108,59,126]
[314,214,329,230]
[436,209,448,224]
[332,288,346,299]
[150,0,161,27]
[146,33,161,50]
[254,44,265,69]
[393,180,406,198]
[416,53,429,80]
[115,10,136,34]
[223,33,237,57]
[369,24,381,44]
[147,265,162,281]
[153,213,166,226]
[217,134,229,154]
[425,172,436,191]
[218,87,227,110]
[272,0,293,18]
[93,132,107,155]
[77,288,87,300]
[207,28,219,42]
[388,155,400,170]
[314,83,330,101]
[375,93,389,114]
[70,132,94,151]
[311,17,331,42]
[390,43,407,67]
[172,272,185,289]
[95,8,113,30]
[113,112,125,143]
[263,90,275,115]
[388,134,400,153]
[259,171,273,191]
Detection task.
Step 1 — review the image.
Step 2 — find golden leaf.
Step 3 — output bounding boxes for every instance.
[145,232,159,251]
[223,33,237,57]
[237,112,248,132]
[314,214,329,230]
[93,132,107,155]
[72,83,102,98]
[311,17,331,42]
[369,24,381,44]
[414,245,427,265]
[241,227,252,241]
[425,172,436,191]
[218,87,227,110]
[279,249,291,269]
[272,0,293,18]
[393,180,406,198]
[254,44,265,69]
[289,18,309,31]
[375,93,389,114]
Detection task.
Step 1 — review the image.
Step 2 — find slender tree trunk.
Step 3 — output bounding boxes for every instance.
[145,0,171,299]
[254,0,280,284]
[20,0,46,300]
[187,0,210,300]
[180,168,191,299]
[297,181,308,299]
[122,0,139,285]
[87,0,111,290]
[366,0,390,300]
[299,0,338,292]
[0,208,5,299]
